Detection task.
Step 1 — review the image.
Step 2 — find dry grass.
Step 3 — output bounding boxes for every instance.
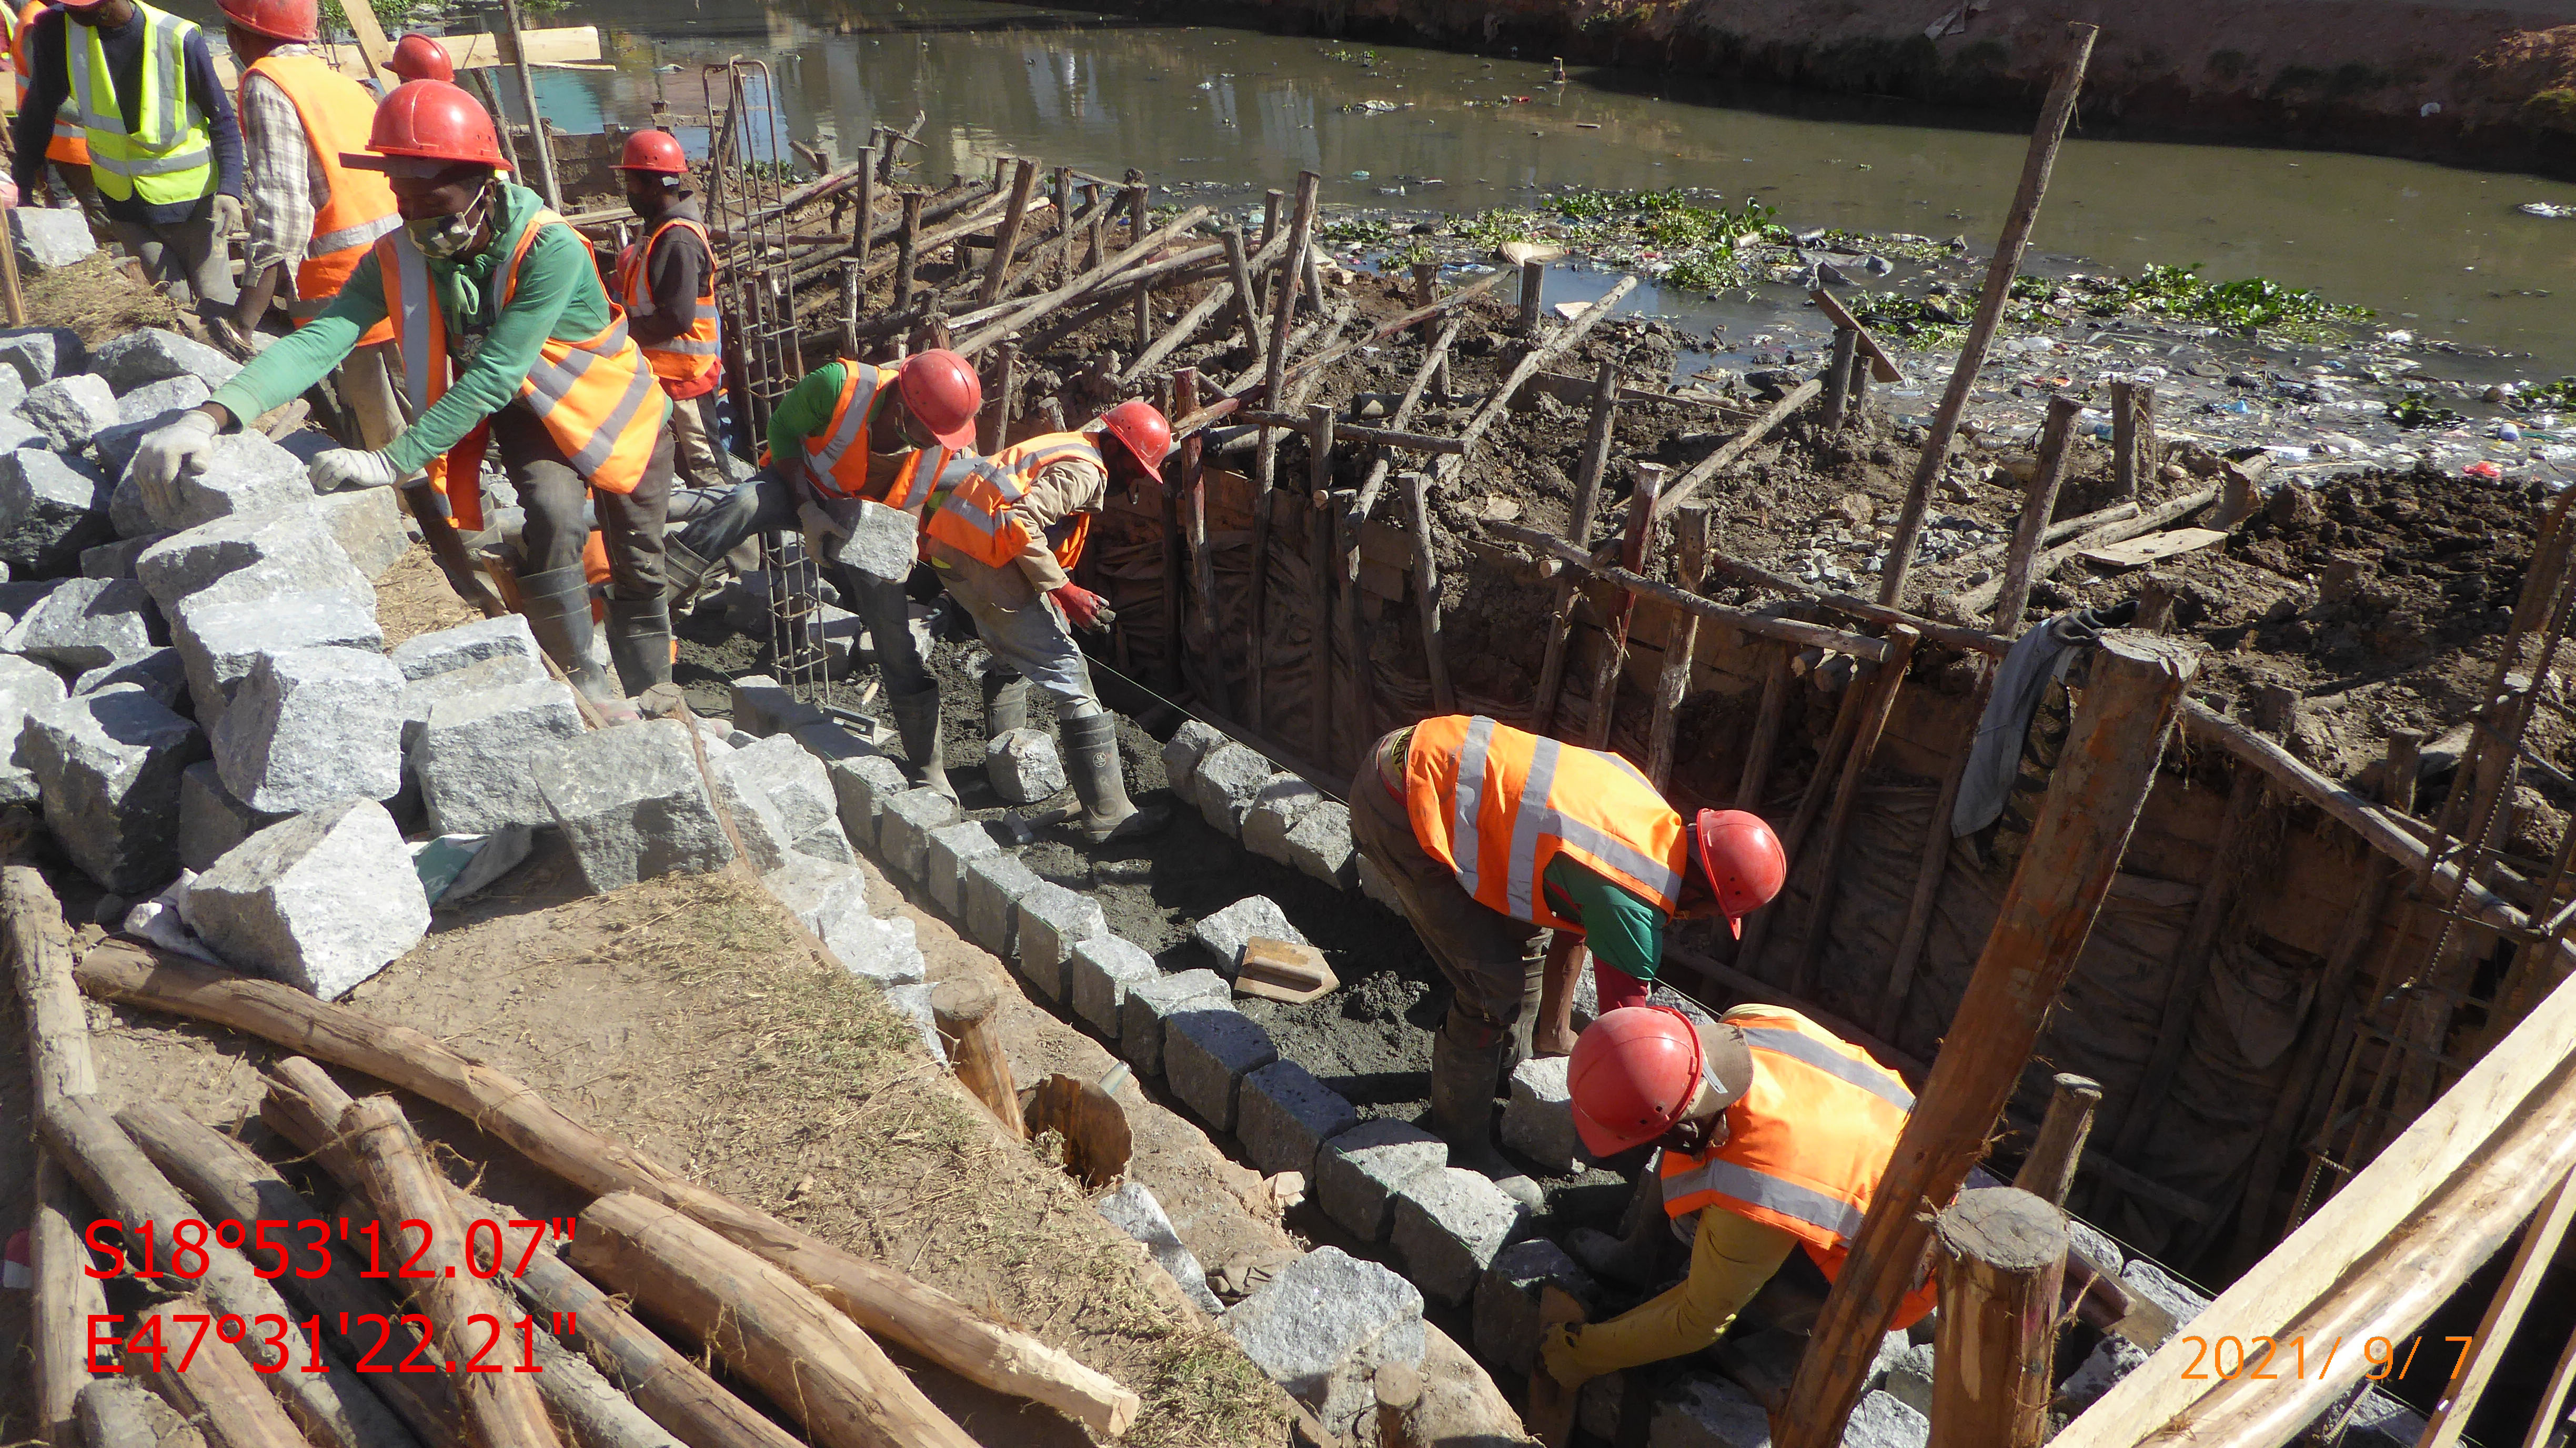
[22,251,183,344]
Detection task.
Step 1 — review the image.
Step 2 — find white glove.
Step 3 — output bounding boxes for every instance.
[309,447,399,492]
[129,410,219,518]
[212,193,244,235]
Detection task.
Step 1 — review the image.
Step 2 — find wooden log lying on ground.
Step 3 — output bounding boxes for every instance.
[1951,486,2217,617]
[33,1155,101,1448]
[133,1293,314,1448]
[74,943,1143,1438]
[343,1095,562,1448]
[955,205,1214,355]
[568,1193,979,1448]
[77,1381,158,1448]
[1431,277,1639,491]
[1641,378,1825,525]
[1354,317,1467,519]
[1930,1188,2068,1448]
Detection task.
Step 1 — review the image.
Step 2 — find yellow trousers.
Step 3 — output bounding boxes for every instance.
[1544,1208,1800,1384]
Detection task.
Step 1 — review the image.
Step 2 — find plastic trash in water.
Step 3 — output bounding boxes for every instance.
[2221,399,2255,414]
[2520,202,2576,219]
[1350,170,1371,179]
[2464,460,2507,479]
[2500,423,2525,441]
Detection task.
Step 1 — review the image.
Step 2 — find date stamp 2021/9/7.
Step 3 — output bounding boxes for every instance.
[2178,1335,2478,1383]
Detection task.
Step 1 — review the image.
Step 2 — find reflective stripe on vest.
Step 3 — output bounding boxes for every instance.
[376,205,671,530]
[1404,714,1684,929]
[924,430,1103,571]
[612,214,721,388]
[242,54,397,343]
[17,1,88,163]
[70,3,211,204]
[799,360,894,499]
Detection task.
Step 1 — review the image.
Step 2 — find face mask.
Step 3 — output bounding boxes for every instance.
[408,186,489,260]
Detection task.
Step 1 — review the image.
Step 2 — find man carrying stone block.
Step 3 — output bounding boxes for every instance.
[658,348,982,797]
[921,397,1172,843]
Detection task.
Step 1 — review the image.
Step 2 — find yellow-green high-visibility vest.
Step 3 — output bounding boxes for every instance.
[68,3,212,205]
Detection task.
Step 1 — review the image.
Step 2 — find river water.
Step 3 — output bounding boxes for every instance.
[526,0,2576,374]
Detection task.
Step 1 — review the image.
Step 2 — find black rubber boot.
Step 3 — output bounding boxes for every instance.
[887,685,955,799]
[662,538,718,611]
[1061,711,1169,842]
[603,591,673,697]
[518,563,616,706]
[981,668,1030,738]
[1428,1029,1545,1211]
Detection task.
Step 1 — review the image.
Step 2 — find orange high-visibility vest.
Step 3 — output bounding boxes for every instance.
[16,0,87,165]
[612,213,720,394]
[377,209,669,531]
[242,52,396,346]
[1658,1008,1938,1330]
[923,430,1100,574]
[1402,715,1684,930]
[796,360,917,505]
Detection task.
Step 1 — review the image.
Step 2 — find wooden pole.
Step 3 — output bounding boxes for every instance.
[343,1095,564,1448]
[496,0,561,210]
[1991,395,2085,628]
[1929,1188,2069,1448]
[1646,505,1710,790]
[1874,22,2098,608]
[931,978,1025,1138]
[336,0,395,76]
[1955,486,2218,619]
[1307,402,1337,760]
[840,258,863,357]
[1780,624,1922,994]
[1645,378,1823,525]
[2012,1073,2102,1208]
[981,339,1018,452]
[77,1382,158,1448]
[32,1154,100,1448]
[1412,260,1438,337]
[2521,1316,2576,1448]
[1124,175,1148,246]
[1822,328,1858,431]
[1774,631,2197,1448]
[2419,1166,2576,1447]
[1875,670,1991,1038]
[1333,487,1368,768]
[1221,227,1264,350]
[1249,170,1320,728]
[1735,646,1791,810]
[977,158,1040,306]
[1377,1361,1424,1448]
[0,208,28,329]
[1583,462,1663,751]
[1177,367,1229,715]
[1262,188,1282,247]
[1516,258,1545,333]
[134,1294,315,1448]
[571,1193,980,1448]
[1050,167,1072,285]
[1398,468,1455,713]
[850,148,877,268]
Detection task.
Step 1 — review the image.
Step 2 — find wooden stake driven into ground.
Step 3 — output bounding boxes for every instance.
[2013,1073,2102,1208]
[1823,328,1860,431]
[1930,1188,2069,1448]
[932,978,1025,1138]
[1646,505,1712,789]
[1876,22,2098,608]
[1401,469,1456,713]
[1734,644,1792,810]
[1782,624,1923,994]
[1775,631,2198,1448]
[1583,462,1664,750]
[1875,669,1991,1038]
[1309,403,1340,759]
[1808,286,1904,384]
[2111,380,2157,498]
[1991,396,2085,628]
[1247,171,1321,728]
[496,0,561,209]
[979,158,1041,305]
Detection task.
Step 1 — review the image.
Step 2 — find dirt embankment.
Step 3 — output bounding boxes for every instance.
[1102,0,2576,177]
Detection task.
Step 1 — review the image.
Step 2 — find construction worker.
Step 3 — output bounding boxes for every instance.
[1536,1003,1936,1389]
[385,32,450,85]
[1348,715,1788,1207]
[921,399,1171,842]
[216,0,404,460]
[126,79,677,711]
[660,348,982,793]
[9,0,242,306]
[10,0,97,222]
[609,129,728,490]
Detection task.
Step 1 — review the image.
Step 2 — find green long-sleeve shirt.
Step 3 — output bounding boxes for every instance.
[207,184,612,479]
[1544,854,1667,983]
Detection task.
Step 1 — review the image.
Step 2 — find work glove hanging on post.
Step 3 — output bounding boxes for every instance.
[129,411,219,519]
[1052,582,1115,634]
[309,448,402,492]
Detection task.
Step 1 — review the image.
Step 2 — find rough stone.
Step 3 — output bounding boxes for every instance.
[1715,1328,1804,1411]
[1502,1055,1579,1175]
[213,646,404,814]
[1474,1238,1597,1376]
[157,432,310,530]
[838,497,918,583]
[1581,1373,1637,1443]
[1093,1181,1223,1315]
[16,373,118,451]
[182,800,427,998]
[415,680,587,834]
[1650,1374,1772,1448]
[1119,968,1228,1077]
[1014,880,1106,1001]
[721,733,853,865]
[876,786,959,882]
[173,589,383,735]
[396,654,546,757]
[1241,776,1325,866]
[1317,1119,1448,1243]
[2052,1335,2141,1415]
[178,760,284,874]
[921,821,998,914]
[960,850,1042,957]
[983,726,1065,804]
[728,673,824,736]
[1066,933,1159,1040]
[881,981,940,1057]
[824,751,910,848]
[1163,1005,1277,1131]
[73,649,185,711]
[137,510,370,616]
[1222,1247,1425,1438]
[0,326,82,386]
[92,329,241,396]
[1283,800,1356,888]
[303,489,408,585]
[531,720,736,893]
[10,209,96,269]
[0,653,67,806]
[704,750,796,874]
[1843,1390,1928,1448]
[0,447,111,575]
[116,375,209,426]
[1390,1167,1526,1306]
[25,686,203,891]
[2119,1260,2209,1329]
[0,411,42,454]
[5,577,155,669]
[1192,894,1307,974]
[390,614,542,681]
[80,532,164,581]
[1237,1059,1358,1178]
[1188,741,1274,837]
[1357,851,1404,911]
[1160,718,1225,792]
[2066,1218,2122,1275]
[763,854,921,984]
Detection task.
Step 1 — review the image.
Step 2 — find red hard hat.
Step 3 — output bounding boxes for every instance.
[347,79,504,172]
[616,130,688,176]
[897,350,982,451]
[1695,809,1786,939]
[387,33,454,85]
[1093,398,1171,484]
[1568,1005,1708,1158]
[219,0,316,43]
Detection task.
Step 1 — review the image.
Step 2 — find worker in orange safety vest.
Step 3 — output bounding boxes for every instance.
[1349,714,1789,1208]
[609,128,728,490]
[1535,1003,1936,1390]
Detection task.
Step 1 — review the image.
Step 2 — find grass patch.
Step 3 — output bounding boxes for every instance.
[1130,1329,1293,1448]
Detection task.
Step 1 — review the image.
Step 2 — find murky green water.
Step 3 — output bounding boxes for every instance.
[518,0,2576,371]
